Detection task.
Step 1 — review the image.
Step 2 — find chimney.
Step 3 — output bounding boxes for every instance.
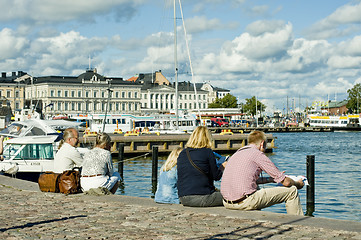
[1,72,6,78]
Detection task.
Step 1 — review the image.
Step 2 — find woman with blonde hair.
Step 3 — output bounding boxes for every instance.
[154,147,183,204]
[177,126,226,207]
[80,133,121,194]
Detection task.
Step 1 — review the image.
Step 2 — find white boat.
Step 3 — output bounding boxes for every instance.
[0,119,82,138]
[76,113,198,134]
[307,114,361,129]
[0,135,58,175]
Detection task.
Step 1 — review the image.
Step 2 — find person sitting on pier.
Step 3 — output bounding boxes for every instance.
[54,128,84,173]
[80,133,121,194]
[154,147,183,204]
[221,130,304,215]
[177,126,227,207]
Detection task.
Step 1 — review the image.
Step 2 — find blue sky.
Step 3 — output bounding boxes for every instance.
[1,0,361,113]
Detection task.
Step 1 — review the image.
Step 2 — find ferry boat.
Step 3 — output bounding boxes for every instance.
[307,114,361,130]
[72,113,198,134]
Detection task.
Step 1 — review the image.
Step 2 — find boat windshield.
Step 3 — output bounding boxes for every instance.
[3,143,54,160]
[0,123,25,136]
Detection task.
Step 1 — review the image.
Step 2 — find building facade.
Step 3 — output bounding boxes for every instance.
[0,71,27,112]
[25,69,142,117]
[1,69,231,117]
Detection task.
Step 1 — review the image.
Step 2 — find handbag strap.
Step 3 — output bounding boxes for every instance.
[186,148,208,177]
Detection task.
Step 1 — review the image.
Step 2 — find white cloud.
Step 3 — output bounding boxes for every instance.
[0,0,145,24]
[185,16,238,34]
[0,28,29,60]
[305,2,361,39]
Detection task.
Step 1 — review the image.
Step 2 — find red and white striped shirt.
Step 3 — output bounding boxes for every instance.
[221,144,285,201]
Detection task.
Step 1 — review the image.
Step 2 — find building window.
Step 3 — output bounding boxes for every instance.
[78,91,81,97]
[94,91,97,98]
[128,103,132,111]
[143,93,147,99]
[102,91,105,98]
[78,103,81,111]
[7,90,11,98]
[135,92,138,98]
[64,102,68,111]
[57,90,61,97]
[122,103,125,111]
[122,92,125,98]
[72,103,75,110]
[58,102,61,110]
[64,91,68,97]
[15,102,20,109]
[15,91,19,98]
[71,91,75,97]
[93,103,97,111]
[116,103,119,111]
[128,92,131,98]
[116,92,119,98]
[134,103,137,111]
[86,91,89,98]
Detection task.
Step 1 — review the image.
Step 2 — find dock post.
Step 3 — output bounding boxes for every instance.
[152,146,159,194]
[306,155,315,217]
[117,143,125,180]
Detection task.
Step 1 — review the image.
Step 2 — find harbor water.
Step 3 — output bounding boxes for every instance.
[115,132,361,222]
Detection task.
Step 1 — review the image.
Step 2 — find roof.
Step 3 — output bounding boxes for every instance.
[321,100,348,109]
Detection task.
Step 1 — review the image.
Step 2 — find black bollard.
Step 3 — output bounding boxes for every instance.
[117,143,125,180]
[306,155,315,217]
[152,146,159,194]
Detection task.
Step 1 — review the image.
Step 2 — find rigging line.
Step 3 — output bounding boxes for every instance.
[178,0,202,122]
[116,152,150,162]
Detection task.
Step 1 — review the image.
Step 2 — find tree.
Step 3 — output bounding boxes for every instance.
[208,93,238,108]
[346,83,361,113]
[242,96,267,116]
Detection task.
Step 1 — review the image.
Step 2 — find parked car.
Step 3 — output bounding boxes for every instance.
[211,118,229,127]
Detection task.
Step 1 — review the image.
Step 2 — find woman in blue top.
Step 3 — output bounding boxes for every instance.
[177,126,227,207]
[155,147,183,204]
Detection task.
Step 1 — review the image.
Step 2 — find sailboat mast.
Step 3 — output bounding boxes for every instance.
[174,0,179,129]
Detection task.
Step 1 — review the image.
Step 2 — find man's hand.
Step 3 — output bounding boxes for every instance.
[281,177,304,189]
[295,178,304,189]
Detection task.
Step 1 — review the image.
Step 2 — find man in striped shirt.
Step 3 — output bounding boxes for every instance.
[220,130,304,215]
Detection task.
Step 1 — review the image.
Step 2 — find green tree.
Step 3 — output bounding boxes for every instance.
[347,83,361,113]
[208,93,238,108]
[242,96,267,115]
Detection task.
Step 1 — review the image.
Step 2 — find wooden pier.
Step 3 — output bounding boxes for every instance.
[80,133,276,155]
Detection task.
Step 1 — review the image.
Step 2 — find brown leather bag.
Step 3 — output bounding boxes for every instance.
[38,172,60,192]
[58,169,82,194]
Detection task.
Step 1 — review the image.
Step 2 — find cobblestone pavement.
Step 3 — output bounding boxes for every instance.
[0,184,361,240]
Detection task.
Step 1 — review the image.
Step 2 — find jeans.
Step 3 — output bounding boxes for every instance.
[180,191,223,207]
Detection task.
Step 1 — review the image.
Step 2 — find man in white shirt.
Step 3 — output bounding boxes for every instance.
[54,128,83,173]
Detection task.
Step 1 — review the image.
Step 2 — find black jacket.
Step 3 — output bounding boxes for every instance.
[177,147,223,197]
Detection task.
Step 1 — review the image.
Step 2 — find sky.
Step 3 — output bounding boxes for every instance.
[1,0,361,114]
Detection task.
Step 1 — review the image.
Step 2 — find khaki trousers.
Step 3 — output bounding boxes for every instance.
[223,186,303,216]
